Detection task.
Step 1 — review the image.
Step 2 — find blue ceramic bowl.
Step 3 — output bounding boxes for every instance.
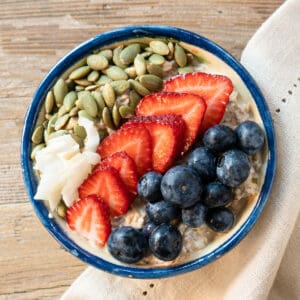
[21,25,276,279]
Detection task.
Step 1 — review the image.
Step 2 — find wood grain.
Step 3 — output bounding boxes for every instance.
[0,0,283,299]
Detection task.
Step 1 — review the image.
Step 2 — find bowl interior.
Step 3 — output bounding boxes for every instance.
[21,25,276,278]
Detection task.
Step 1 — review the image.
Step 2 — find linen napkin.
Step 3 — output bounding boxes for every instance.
[62,0,300,299]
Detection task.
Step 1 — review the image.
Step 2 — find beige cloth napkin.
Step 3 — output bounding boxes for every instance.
[62,0,300,299]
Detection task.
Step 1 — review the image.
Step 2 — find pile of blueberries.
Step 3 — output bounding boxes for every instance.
[107,121,265,264]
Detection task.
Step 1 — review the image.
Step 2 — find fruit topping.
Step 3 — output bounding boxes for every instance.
[181,202,208,228]
[146,201,180,225]
[206,207,235,232]
[141,221,157,238]
[203,182,232,208]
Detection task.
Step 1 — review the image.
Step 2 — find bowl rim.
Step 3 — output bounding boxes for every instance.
[21,25,276,279]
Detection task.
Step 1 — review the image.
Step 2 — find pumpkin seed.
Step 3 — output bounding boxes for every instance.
[98,128,108,139]
[167,42,174,60]
[178,66,195,74]
[112,104,121,127]
[128,79,150,96]
[58,105,69,117]
[53,78,68,107]
[45,114,52,120]
[141,51,152,58]
[55,114,70,131]
[113,46,127,68]
[144,47,153,53]
[111,80,130,95]
[69,66,91,80]
[74,124,87,139]
[149,53,165,65]
[69,107,79,117]
[47,113,58,134]
[162,60,175,73]
[134,54,146,76]
[63,91,77,112]
[45,90,54,114]
[42,120,48,129]
[91,91,106,115]
[57,201,67,218]
[117,94,130,106]
[87,70,100,82]
[80,92,98,117]
[71,134,84,148]
[75,85,85,92]
[65,78,75,90]
[31,143,45,160]
[99,49,113,60]
[119,105,134,118]
[44,129,49,144]
[48,130,68,141]
[102,107,114,129]
[102,83,116,108]
[174,44,187,67]
[75,98,84,110]
[106,66,128,81]
[139,74,163,92]
[129,90,141,108]
[31,125,44,144]
[146,63,163,77]
[87,54,109,71]
[85,84,98,91]
[64,117,77,130]
[78,109,95,121]
[119,44,141,65]
[96,75,112,85]
[125,66,137,78]
[74,79,90,87]
[149,40,169,56]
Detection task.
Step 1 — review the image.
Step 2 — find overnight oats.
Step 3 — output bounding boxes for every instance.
[30,38,267,266]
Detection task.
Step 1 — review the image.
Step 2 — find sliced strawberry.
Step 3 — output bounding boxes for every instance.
[94,152,138,196]
[135,92,206,152]
[66,195,111,247]
[123,115,186,173]
[78,166,131,216]
[97,125,152,176]
[163,72,234,133]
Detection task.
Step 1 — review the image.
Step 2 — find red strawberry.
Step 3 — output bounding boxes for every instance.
[78,166,131,216]
[123,114,185,173]
[97,125,152,176]
[163,72,234,133]
[66,195,111,247]
[94,152,138,196]
[135,92,206,152]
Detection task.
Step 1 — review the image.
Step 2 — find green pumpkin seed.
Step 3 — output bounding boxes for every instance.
[128,79,150,96]
[74,124,87,139]
[99,49,113,60]
[102,107,114,129]
[129,90,141,108]
[96,75,112,85]
[44,129,49,144]
[113,46,127,68]
[98,128,108,139]
[71,134,84,148]
[65,117,78,130]
[47,113,58,134]
[31,143,45,160]
[102,83,116,108]
[149,40,169,56]
[134,54,146,76]
[87,70,100,82]
[74,79,90,87]
[75,85,85,92]
[144,47,153,53]
[139,74,163,92]
[178,66,195,74]
[119,105,134,118]
[117,94,130,106]
[174,44,187,67]
[48,130,68,141]
[69,66,91,80]
[53,78,68,107]
[125,66,137,78]
[167,42,174,60]
[75,98,84,110]
[112,104,121,127]
[57,201,67,218]
[111,80,130,95]
[65,78,75,90]
[45,114,52,120]
[106,66,128,81]
[55,114,70,131]
[85,84,98,91]
[63,91,77,112]
[42,120,48,129]
[162,60,175,73]
[31,125,44,144]
[119,44,141,65]
[45,90,54,114]
[58,105,69,117]
[80,92,98,117]
[146,63,163,77]
[87,54,109,71]
[141,51,152,58]
[78,109,95,121]
[69,107,79,117]
[149,53,165,65]
[91,91,106,115]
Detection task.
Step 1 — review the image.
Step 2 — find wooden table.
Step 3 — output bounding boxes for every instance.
[0,0,283,299]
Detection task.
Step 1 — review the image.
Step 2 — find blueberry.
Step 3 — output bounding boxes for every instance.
[161,166,204,208]
[203,182,232,208]
[187,147,216,181]
[138,171,163,203]
[236,121,265,155]
[217,149,251,187]
[149,224,182,261]
[107,226,148,264]
[146,201,180,225]
[142,221,157,238]
[203,125,237,153]
[206,207,235,232]
[182,202,208,228]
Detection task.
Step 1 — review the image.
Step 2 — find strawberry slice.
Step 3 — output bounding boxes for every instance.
[78,166,131,216]
[66,195,111,247]
[135,92,206,152]
[123,115,186,173]
[163,72,234,133]
[94,152,138,196]
[97,125,152,176]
